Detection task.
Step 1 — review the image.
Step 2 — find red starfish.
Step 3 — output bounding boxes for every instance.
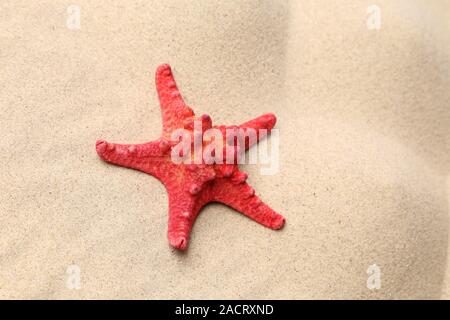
[96,64,285,250]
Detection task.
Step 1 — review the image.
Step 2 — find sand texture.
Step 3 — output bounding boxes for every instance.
[1,0,449,299]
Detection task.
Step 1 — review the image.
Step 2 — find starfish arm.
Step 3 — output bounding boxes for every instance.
[166,189,207,250]
[155,64,195,138]
[95,139,168,177]
[220,113,277,151]
[211,178,285,229]
[239,113,277,131]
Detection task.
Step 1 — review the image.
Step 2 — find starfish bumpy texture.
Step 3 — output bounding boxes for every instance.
[96,64,285,250]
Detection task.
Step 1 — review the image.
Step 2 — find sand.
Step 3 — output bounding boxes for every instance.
[0,0,449,299]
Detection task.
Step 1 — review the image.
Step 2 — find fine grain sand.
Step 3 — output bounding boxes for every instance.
[0,0,449,299]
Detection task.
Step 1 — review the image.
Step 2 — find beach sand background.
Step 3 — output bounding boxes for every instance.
[0,0,449,299]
